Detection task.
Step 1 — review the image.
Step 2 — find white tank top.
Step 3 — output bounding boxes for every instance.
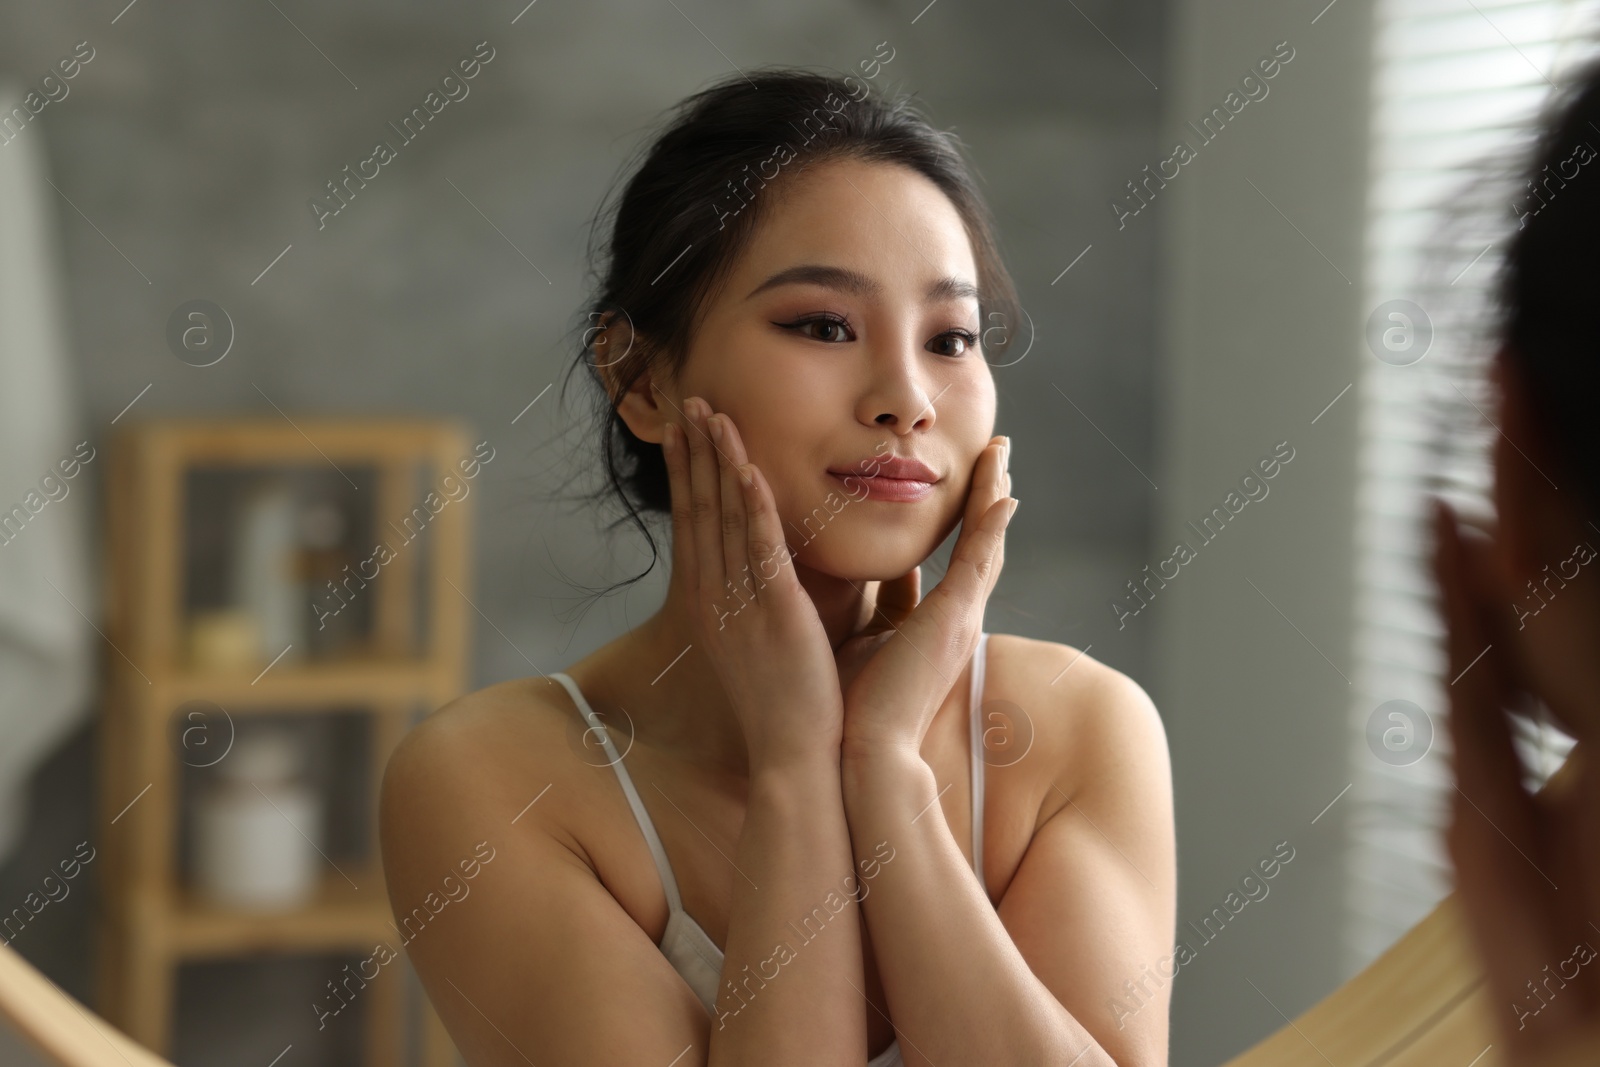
[549,631,993,1067]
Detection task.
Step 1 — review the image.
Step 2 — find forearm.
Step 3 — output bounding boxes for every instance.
[707,753,865,1067]
[841,747,1113,1066]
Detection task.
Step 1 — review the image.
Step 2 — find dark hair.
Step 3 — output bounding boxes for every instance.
[557,66,1021,604]
[1497,54,1600,520]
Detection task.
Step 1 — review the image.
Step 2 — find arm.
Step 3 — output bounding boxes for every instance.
[840,656,1176,1067]
[654,399,872,1062]
[380,708,870,1067]
[379,711,711,1066]
[708,754,868,1066]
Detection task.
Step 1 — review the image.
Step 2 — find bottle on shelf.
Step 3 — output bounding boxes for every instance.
[230,475,305,667]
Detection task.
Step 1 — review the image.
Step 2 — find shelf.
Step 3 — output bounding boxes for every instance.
[168,868,395,960]
[122,418,467,466]
[158,655,445,708]
[98,418,472,1063]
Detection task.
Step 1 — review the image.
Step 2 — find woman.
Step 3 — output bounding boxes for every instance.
[379,69,1175,1066]
[1432,53,1600,1067]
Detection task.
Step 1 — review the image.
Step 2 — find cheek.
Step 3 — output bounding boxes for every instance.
[713,374,835,472]
[937,362,997,448]
[753,440,833,532]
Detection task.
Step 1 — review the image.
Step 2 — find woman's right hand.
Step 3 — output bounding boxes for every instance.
[660,393,846,772]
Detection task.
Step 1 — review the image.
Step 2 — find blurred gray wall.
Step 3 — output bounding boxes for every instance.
[1153,0,1369,1064]
[0,0,1179,1064]
[0,0,1170,680]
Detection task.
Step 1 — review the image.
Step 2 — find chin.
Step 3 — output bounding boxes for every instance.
[785,520,944,584]
[769,476,961,579]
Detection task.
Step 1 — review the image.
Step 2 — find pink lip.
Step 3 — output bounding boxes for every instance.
[827,456,940,503]
[830,473,935,502]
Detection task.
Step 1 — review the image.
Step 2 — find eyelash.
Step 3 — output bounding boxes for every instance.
[775,313,980,357]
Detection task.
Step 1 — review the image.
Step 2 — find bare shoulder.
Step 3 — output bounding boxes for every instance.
[379,674,590,858]
[972,647,1174,1067]
[376,676,712,1062]
[386,674,575,760]
[383,675,566,785]
[982,633,1170,807]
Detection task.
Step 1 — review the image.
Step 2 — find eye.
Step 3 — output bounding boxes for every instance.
[929,329,980,358]
[775,312,856,343]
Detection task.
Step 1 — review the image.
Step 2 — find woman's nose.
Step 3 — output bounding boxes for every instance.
[858,342,941,431]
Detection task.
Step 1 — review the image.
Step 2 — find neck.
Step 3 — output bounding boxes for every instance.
[616,561,881,778]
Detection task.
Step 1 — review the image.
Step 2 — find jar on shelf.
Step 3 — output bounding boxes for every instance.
[191,725,324,910]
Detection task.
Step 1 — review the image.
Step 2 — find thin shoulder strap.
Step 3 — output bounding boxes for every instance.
[969,632,990,897]
[547,672,684,913]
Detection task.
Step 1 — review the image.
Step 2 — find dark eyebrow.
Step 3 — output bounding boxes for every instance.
[744,263,979,304]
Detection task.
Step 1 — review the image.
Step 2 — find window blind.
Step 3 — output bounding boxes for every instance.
[1347,0,1595,975]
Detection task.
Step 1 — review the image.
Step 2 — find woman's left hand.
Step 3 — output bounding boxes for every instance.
[837,435,1016,757]
[1432,498,1600,1062]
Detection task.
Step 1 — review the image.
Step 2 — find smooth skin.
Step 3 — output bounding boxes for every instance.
[1432,348,1600,1066]
[379,157,1175,1066]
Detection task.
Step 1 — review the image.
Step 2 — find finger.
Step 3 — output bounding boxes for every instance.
[1438,502,1539,844]
[1432,499,1552,984]
[944,435,1014,617]
[962,437,1008,536]
[738,461,803,607]
[1571,756,1600,1014]
[713,413,779,604]
[949,438,1009,597]
[661,417,698,599]
[1434,501,1530,835]
[713,412,754,607]
[1535,782,1600,1026]
[876,568,921,631]
[1453,520,1575,938]
[1002,436,1013,495]
[853,568,919,642]
[958,495,1017,606]
[887,440,1011,682]
[991,444,1012,600]
[684,396,728,602]
[901,494,1017,698]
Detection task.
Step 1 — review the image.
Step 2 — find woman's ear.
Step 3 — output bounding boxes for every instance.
[590,309,638,388]
[592,311,673,445]
[618,373,672,445]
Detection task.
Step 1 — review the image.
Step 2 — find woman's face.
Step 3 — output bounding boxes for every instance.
[662,157,998,581]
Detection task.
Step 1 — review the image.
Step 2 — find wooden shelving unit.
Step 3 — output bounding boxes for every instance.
[94,418,474,1066]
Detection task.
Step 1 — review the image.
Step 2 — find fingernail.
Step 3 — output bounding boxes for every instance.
[710,416,724,444]
[1006,498,1019,521]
